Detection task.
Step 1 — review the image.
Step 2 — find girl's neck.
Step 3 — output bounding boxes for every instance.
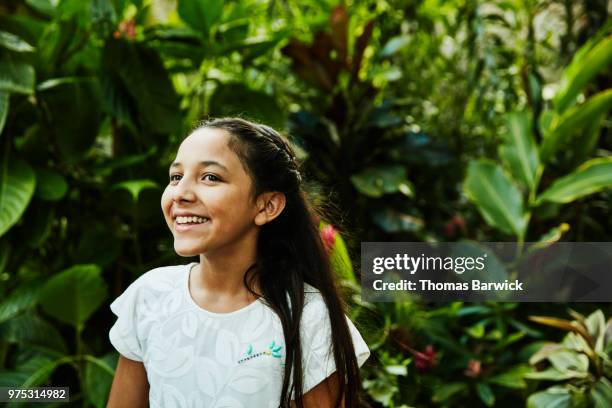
[194,236,260,299]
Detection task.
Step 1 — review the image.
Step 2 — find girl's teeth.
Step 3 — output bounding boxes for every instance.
[176,216,209,224]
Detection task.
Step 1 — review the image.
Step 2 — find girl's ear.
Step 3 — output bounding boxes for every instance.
[254,192,286,226]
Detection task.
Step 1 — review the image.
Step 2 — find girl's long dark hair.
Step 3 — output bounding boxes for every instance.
[194,117,364,408]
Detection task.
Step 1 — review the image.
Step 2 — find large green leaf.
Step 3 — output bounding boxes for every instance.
[208,82,285,129]
[350,165,413,198]
[85,353,117,408]
[34,167,68,201]
[541,90,612,162]
[548,349,589,373]
[102,39,182,133]
[38,264,108,328]
[591,377,612,408]
[111,179,159,203]
[0,279,44,324]
[178,0,224,37]
[0,31,35,52]
[464,160,525,236]
[537,157,612,204]
[0,54,35,94]
[553,35,612,113]
[476,382,495,407]
[527,387,571,408]
[432,382,468,403]
[0,312,68,353]
[0,91,8,135]
[0,155,36,237]
[38,80,104,164]
[488,365,529,389]
[498,111,539,191]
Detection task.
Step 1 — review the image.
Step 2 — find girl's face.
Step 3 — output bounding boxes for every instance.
[161,127,260,257]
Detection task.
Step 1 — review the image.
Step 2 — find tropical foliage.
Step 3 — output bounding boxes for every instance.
[0,0,610,406]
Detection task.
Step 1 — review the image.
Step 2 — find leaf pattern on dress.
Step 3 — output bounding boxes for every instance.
[181,311,198,338]
[239,303,270,342]
[214,396,244,408]
[195,356,222,397]
[161,383,187,408]
[148,331,194,378]
[216,328,240,366]
[161,289,183,317]
[228,366,271,394]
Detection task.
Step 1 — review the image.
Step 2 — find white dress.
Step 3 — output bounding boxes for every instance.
[109,262,371,407]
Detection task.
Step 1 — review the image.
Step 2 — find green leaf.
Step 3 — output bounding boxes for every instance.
[537,157,612,204]
[25,0,57,16]
[476,382,495,407]
[0,155,36,237]
[85,353,117,408]
[467,320,487,338]
[102,39,182,134]
[553,35,612,113]
[591,377,612,408]
[0,312,68,353]
[74,223,121,268]
[527,387,571,408]
[488,365,529,389]
[432,382,467,403]
[178,0,224,37]
[525,367,586,381]
[34,168,68,201]
[24,201,55,248]
[0,279,44,324]
[0,31,35,52]
[321,223,355,283]
[38,80,103,164]
[380,35,410,57]
[0,54,35,94]
[350,165,413,198]
[548,349,589,373]
[208,82,285,130]
[464,160,525,236]
[541,90,612,162]
[111,179,159,203]
[38,264,108,328]
[21,356,74,387]
[498,111,540,191]
[0,91,8,135]
[570,112,605,166]
[384,364,407,376]
[584,310,606,353]
[372,208,424,233]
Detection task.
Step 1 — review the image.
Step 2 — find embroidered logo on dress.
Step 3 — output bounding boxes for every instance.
[237,340,283,364]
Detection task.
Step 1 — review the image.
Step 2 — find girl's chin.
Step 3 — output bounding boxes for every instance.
[173,241,206,257]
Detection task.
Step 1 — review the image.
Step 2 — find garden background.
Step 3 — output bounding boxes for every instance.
[0,0,611,406]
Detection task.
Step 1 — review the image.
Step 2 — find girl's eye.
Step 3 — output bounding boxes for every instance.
[169,174,181,182]
[203,174,220,182]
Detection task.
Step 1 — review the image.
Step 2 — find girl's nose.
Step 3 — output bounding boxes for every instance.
[173,179,196,202]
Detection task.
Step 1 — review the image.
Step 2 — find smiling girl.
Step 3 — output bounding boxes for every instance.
[107,118,370,407]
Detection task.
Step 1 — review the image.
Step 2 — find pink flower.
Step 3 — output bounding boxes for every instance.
[321,224,337,253]
[114,19,137,40]
[413,345,436,372]
[464,359,481,378]
[444,215,466,238]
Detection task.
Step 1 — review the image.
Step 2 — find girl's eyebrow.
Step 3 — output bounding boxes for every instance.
[169,160,229,172]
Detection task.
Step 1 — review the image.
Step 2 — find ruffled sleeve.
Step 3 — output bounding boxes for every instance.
[108,279,144,362]
[297,294,370,395]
